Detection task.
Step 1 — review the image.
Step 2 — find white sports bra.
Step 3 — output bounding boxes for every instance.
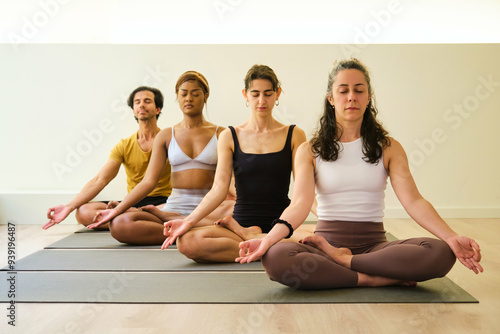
[168,126,218,173]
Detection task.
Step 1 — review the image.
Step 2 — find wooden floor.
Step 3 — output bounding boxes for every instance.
[1,218,499,333]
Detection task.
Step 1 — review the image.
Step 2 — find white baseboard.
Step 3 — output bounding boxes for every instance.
[1,193,499,225]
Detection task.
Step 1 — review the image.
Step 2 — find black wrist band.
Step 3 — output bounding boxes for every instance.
[271,218,294,238]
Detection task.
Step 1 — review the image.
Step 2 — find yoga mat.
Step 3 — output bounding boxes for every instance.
[3,249,263,272]
[49,229,395,249]
[72,221,316,233]
[44,232,173,249]
[0,271,477,304]
[74,228,109,233]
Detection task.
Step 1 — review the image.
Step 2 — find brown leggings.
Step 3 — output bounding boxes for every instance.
[262,220,456,290]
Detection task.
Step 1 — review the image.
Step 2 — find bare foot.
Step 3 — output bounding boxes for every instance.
[357,272,418,287]
[214,216,262,241]
[82,222,109,231]
[300,235,353,268]
[106,201,120,209]
[92,224,110,231]
[140,205,181,221]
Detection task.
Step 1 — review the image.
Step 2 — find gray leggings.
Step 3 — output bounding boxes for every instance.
[262,220,456,290]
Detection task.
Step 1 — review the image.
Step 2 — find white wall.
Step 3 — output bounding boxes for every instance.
[1,44,499,224]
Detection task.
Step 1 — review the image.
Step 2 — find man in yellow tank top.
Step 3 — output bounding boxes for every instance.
[43,86,172,230]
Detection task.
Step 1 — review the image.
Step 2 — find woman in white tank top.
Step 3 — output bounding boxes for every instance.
[90,71,235,245]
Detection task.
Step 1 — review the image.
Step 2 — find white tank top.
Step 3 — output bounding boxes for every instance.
[314,138,387,222]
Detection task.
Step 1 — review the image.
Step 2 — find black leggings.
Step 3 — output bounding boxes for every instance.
[262,220,456,290]
[100,196,168,208]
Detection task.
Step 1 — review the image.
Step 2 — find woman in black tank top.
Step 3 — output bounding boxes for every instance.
[229,124,295,232]
[161,65,314,263]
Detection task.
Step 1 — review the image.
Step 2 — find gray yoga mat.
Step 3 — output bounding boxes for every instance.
[44,232,172,249]
[0,271,477,304]
[48,229,395,250]
[4,249,263,272]
[74,227,109,233]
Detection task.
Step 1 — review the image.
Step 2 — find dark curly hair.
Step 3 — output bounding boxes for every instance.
[127,86,164,121]
[311,58,390,164]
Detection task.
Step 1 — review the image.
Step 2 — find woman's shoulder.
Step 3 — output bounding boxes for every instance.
[157,127,172,137]
[296,140,315,156]
[217,127,235,144]
[383,137,407,162]
[298,138,313,148]
[156,127,173,143]
[290,125,307,146]
[291,124,306,136]
[384,137,404,152]
[213,123,226,137]
[295,140,316,168]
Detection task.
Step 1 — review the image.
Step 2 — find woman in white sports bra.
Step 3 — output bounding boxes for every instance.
[90,71,235,244]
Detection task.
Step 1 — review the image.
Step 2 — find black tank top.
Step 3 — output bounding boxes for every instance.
[229,125,295,233]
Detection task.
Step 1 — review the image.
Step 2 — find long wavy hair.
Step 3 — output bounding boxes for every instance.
[311,58,390,164]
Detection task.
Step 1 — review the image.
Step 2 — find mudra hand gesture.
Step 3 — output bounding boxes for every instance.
[87,209,119,229]
[161,218,194,249]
